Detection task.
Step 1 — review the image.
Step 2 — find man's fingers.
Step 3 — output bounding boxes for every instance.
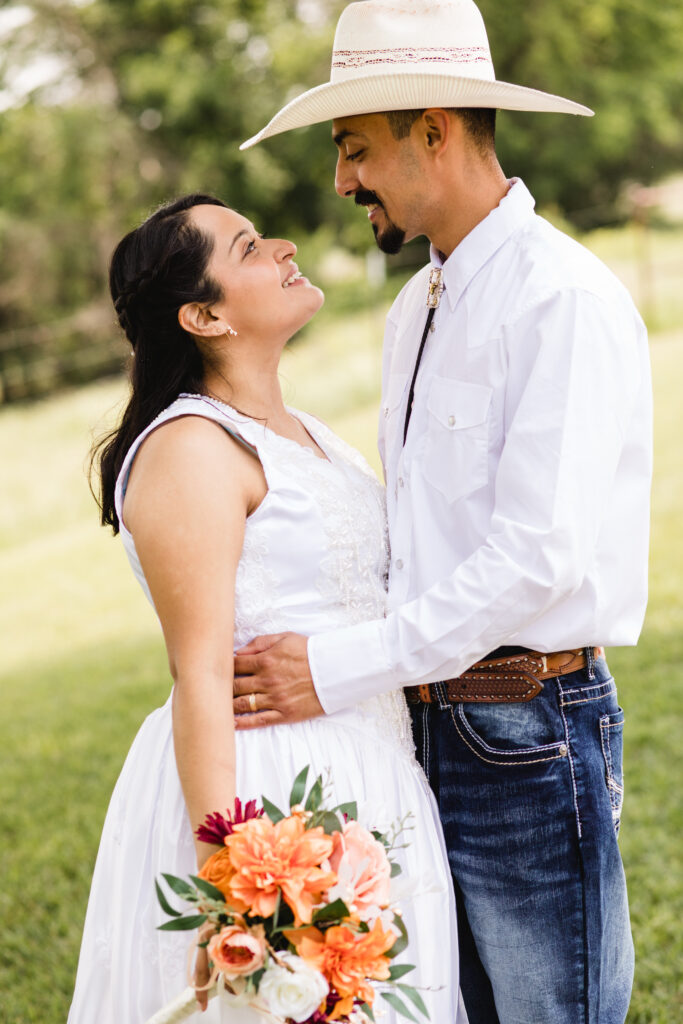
[233,669,260,696]
[234,709,284,730]
[235,632,289,655]
[233,691,268,715]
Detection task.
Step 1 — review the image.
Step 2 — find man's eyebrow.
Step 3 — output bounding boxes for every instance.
[332,129,367,147]
[229,228,249,254]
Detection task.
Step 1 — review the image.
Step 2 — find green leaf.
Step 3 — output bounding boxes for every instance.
[312,898,349,924]
[261,795,286,823]
[304,776,324,812]
[397,984,429,1018]
[335,800,358,820]
[388,913,409,959]
[157,913,208,932]
[161,872,194,898]
[319,810,343,835]
[381,991,419,1022]
[360,1003,376,1021]
[289,766,310,809]
[189,874,226,902]
[388,963,416,981]
[155,879,181,917]
[250,966,266,991]
[390,861,402,878]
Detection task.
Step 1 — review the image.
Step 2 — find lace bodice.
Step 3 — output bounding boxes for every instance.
[114,395,413,756]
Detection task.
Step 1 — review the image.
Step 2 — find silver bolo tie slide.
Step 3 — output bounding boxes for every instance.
[403,268,444,445]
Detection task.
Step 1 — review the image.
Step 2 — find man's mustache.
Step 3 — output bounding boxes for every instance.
[354,190,382,208]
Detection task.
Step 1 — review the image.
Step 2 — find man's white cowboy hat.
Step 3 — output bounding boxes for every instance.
[240,0,593,150]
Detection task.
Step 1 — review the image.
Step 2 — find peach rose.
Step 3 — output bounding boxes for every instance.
[198,847,247,909]
[225,816,335,924]
[207,924,266,978]
[291,918,395,1005]
[327,821,391,920]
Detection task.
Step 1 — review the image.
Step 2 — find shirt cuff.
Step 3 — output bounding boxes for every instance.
[308,619,397,715]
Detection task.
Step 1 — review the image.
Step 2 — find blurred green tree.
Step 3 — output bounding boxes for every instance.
[0,0,682,399]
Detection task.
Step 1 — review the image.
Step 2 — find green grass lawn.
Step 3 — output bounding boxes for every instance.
[1,305,682,1021]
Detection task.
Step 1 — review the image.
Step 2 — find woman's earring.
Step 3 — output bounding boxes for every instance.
[226,326,238,337]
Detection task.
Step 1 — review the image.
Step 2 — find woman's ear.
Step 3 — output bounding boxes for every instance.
[178,302,227,338]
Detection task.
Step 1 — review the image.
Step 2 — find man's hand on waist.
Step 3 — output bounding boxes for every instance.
[232,632,324,729]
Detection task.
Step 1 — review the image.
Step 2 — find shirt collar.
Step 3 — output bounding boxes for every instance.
[430,178,536,312]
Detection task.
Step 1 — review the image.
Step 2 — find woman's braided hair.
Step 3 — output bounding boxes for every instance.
[92,193,228,533]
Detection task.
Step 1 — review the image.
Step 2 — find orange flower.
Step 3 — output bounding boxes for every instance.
[198,847,247,909]
[225,816,336,924]
[291,918,396,1006]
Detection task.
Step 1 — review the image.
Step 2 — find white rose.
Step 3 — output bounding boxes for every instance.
[258,953,329,1023]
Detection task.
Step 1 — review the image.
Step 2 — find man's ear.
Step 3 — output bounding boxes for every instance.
[178,302,227,338]
[420,109,452,153]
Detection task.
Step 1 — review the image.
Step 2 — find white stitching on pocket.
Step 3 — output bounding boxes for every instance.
[451,705,568,766]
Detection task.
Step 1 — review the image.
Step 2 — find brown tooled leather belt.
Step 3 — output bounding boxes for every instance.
[404,647,604,704]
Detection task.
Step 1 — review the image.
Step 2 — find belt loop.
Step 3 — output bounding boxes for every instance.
[585,646,596,681]
[433,681,450,711]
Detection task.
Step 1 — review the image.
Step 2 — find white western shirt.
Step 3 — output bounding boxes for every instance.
[309,179,652,715]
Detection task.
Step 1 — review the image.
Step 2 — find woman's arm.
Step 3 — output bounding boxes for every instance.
[123,414,266,868]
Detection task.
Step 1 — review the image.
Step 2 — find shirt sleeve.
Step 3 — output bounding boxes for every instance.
[308,287,648,714]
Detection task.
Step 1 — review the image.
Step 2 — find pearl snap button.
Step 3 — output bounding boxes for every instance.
[448,415,456,427]
[398,476,404,487]
[395,558,404,570]
[559,744,568,756]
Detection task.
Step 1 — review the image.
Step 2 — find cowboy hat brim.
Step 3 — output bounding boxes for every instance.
[240,71,593,150]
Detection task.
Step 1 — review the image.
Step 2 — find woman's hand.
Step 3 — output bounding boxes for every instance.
[194,921,216,1012]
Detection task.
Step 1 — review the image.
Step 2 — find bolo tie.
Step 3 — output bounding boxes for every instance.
[403,267,444,445]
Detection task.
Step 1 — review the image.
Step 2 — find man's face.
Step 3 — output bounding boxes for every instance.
[332,113,423,254]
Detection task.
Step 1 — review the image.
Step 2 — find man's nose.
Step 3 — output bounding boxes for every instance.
[335,153,359,198]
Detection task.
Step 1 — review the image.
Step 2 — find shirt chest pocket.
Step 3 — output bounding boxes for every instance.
[423,377,492,503]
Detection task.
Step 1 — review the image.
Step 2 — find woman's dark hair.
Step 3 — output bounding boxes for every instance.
[92,193,227,533]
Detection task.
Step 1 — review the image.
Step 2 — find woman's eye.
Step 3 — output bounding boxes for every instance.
[346,150,363,162]
[245,239,256,256]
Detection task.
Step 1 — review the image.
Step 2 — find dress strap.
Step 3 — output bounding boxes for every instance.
[114,395,259,530]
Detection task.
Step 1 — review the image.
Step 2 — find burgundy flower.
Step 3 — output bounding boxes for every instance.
[195,797,263,845]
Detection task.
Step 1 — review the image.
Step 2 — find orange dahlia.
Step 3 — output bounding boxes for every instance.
[225,815,336,924]
[291,918,396,1006]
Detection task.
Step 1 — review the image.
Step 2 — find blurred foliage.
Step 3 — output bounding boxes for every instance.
[0,0,682,400]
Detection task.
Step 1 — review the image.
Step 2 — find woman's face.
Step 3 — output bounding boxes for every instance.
[190,204,324,342]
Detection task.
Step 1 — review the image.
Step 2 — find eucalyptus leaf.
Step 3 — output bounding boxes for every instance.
[313,898,349,924]
[388,963,416,981]
[261,795,286,823]
[335,800,358,820]
[381,991,418,1022]
[390,861,402,878]
[161,873,194,899]
[387,912,409,958]
[304,777,323,812]
[189,875,226,902]
[319,810,342,835]
[155,879,181,917]
[289,766,310,809]
[397,984,429,1018]
[360,1003,376,1022]
[157,913,208,932]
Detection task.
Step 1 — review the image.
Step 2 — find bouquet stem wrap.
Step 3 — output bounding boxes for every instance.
[143,984,217,1024]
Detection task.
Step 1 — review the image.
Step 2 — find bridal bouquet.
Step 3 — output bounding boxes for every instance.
[155,767,427,1024]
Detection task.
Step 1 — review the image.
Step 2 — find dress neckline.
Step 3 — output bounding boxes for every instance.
[183,393,334,465]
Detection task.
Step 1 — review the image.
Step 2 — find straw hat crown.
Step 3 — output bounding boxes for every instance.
[241,0,593,149]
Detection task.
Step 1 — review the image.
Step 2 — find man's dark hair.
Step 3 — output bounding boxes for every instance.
[384,107,497,154]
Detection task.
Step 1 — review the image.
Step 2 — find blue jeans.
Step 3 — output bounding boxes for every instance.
[411,655,633,1024]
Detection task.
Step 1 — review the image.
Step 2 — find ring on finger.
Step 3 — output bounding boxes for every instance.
[248,692,257,713]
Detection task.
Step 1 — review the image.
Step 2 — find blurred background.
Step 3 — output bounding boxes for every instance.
[0,1,681,1021]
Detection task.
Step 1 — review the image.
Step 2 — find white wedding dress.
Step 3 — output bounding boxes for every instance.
[67,395,465,1024]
